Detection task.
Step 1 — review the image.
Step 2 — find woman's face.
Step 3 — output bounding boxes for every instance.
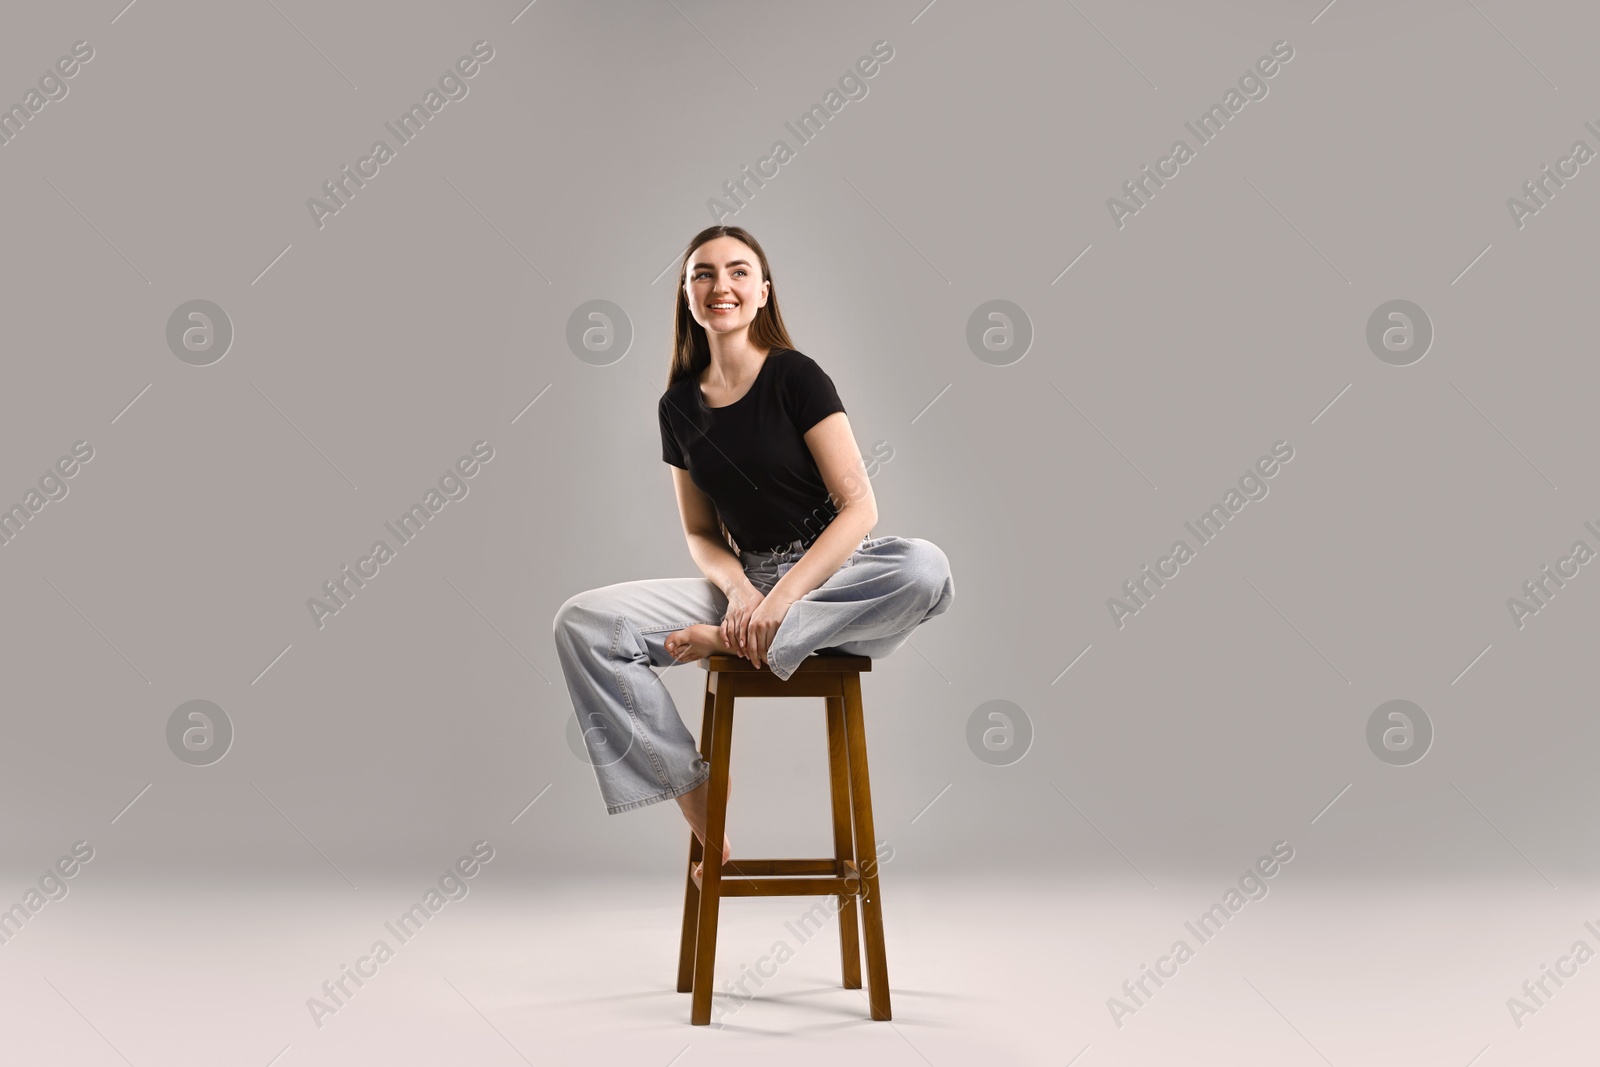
[685,236,769,339]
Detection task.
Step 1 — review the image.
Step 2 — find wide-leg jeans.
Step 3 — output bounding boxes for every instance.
[551,534,954,814]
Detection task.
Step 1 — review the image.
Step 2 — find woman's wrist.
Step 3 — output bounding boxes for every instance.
[722,574,759,600]
[760,582,798,610]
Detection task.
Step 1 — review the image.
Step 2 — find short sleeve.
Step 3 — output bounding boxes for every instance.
[784,352,846,434]
[658,395,687,468]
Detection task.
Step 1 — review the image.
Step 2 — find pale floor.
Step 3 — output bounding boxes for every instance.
[0,872,1591,1066]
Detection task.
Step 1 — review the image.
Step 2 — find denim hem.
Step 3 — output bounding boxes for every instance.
[767,619,811,679]
[765,648,795,681]
[605,763,711,815]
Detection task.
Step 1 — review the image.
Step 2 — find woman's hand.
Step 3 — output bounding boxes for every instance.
[744,592,796,670]
[722,582,764,661]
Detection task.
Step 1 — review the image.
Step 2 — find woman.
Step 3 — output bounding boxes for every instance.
[552,224,954,867]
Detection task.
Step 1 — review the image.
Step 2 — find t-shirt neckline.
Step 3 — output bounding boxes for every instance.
[697,347,784,412]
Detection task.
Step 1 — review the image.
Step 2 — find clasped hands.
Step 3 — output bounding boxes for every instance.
[722,581,795,670]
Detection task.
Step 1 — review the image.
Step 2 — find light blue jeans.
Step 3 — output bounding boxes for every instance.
[551,534,954,814]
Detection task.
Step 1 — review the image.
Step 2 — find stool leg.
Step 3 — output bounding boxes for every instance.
[825,695,862,990]
[690,676,736,1025]
[842,672,891,1020]
[676,679,716,993]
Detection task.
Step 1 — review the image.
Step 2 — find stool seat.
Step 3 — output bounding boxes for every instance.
[677,652,891,1024]
[700,653,872,674]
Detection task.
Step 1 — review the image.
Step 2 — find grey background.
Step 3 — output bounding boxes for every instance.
[3,0,1596,898]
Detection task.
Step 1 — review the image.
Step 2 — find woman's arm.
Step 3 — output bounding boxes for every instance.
[765,411,878,610]
[671,466,756,599]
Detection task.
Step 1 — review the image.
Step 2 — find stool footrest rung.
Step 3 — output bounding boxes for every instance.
[691,858,860,897]
[714,858,852,876]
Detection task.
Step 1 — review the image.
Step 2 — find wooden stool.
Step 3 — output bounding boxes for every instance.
[676,653,891,1025]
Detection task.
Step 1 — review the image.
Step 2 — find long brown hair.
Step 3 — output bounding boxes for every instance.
[666,225,796,388]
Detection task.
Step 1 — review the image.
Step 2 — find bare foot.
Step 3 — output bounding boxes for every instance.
[691,838,731,882]
[663,623,737,665]
[676,776,733,879]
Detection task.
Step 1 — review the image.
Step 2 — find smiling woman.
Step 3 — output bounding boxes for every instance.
[551,224,955,861]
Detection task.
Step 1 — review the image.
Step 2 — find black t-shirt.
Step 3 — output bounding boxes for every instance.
[659,347,847,554]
